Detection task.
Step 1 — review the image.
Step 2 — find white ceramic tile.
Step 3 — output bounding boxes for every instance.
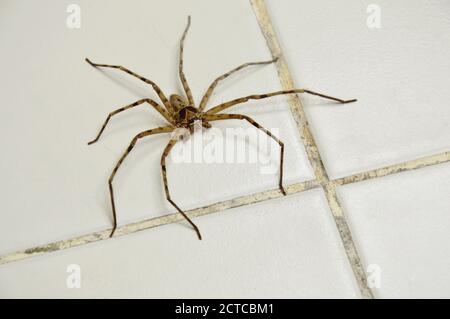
[0,189,358,298]
[267,0,450,178]
[339,162,450,298]
[0,0,314,253]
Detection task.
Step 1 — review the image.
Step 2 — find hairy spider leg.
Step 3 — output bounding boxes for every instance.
[178,16,195,106]
[108,126,174,237]
[206,89,357,114]
[198,58,278,112]
[88,99,173,145]
[203,113,286,196]
[161,137,202,240]
[85,58,176,114]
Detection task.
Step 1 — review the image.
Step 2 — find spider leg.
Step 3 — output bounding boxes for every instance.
[206,89,357,114]
[179,16,195,105]
[85,58,175,114]
[203,113,287,196]
[198,57,278,112]
[108,125,174,237]
[88,99,174,145]
[161,138,202,240]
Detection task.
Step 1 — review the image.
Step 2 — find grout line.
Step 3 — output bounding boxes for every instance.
[333,151,450,186]
[0,180,319,266]
[250,0,374,298]
[1,149,449,266]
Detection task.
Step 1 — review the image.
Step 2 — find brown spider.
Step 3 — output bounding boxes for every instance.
[86,16,356,240]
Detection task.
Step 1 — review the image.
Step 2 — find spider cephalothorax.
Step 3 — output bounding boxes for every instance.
[86,16,357,240]
[176,105,200,127]
[169,93,209,130]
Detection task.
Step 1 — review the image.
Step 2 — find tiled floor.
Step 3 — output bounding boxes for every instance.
[339,162,450,298]
[0,0,313,253]
[0,0,449,298]
[267,0,450,298]
[267,0,450,178]
[0,190,359,298]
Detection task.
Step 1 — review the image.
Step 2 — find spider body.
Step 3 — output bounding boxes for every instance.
[169,93,207,131]
[86,16,357,240]
[176,106,201,128]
